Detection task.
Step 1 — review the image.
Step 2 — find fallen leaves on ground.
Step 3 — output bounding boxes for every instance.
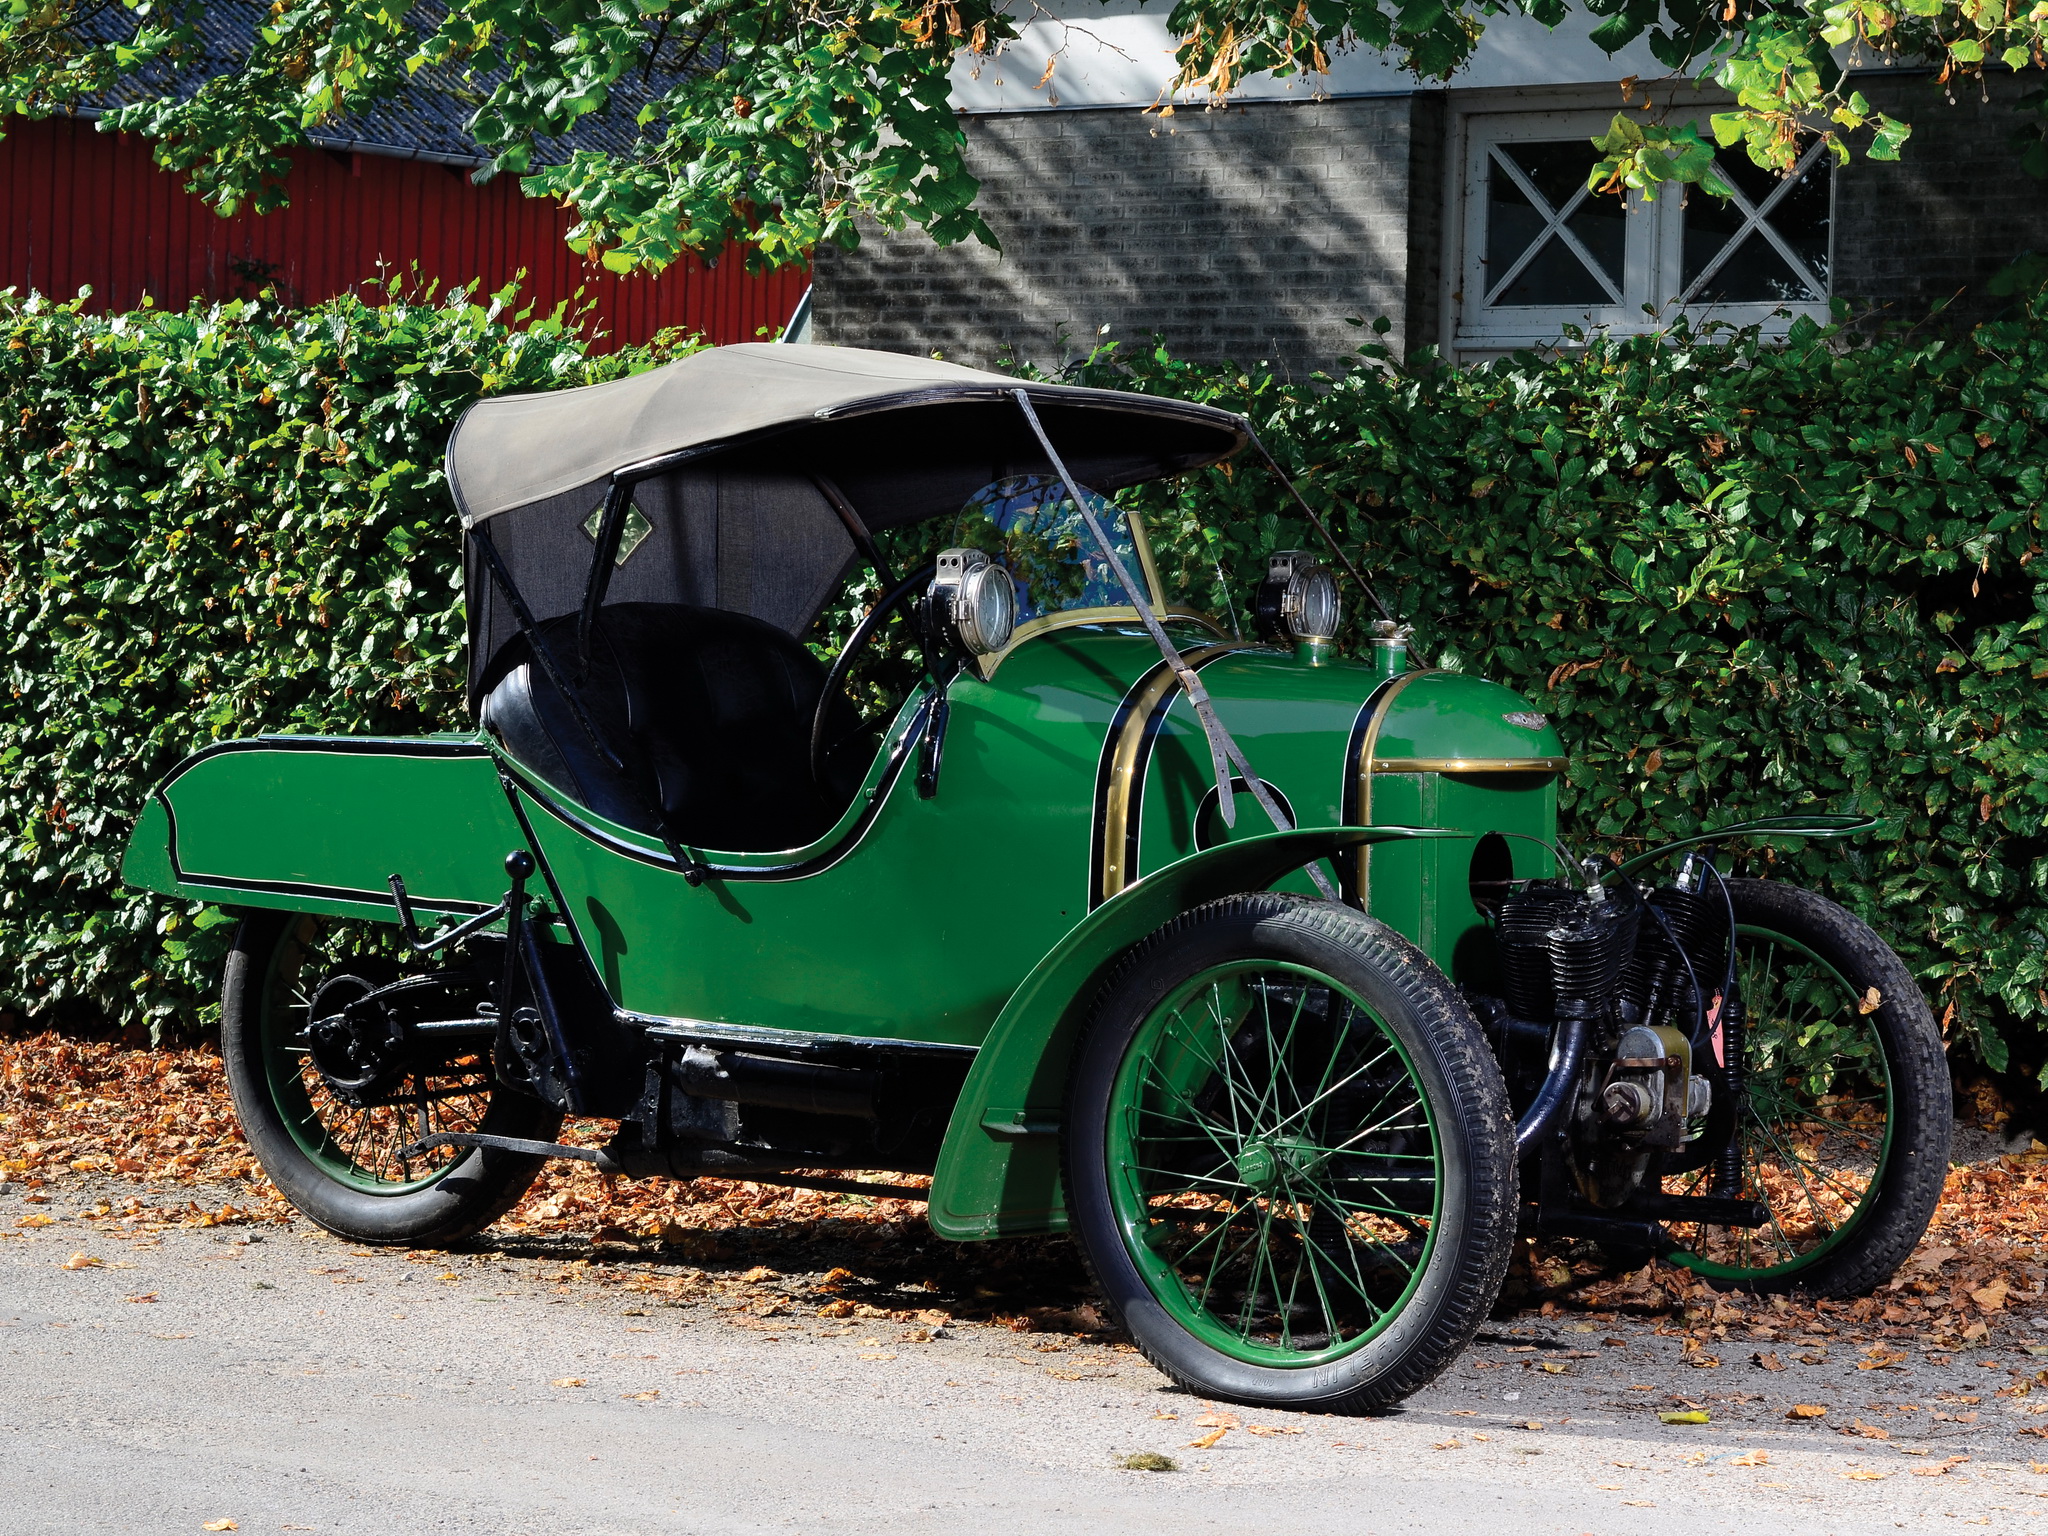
[1658,1410,1710,1425]
[1,1031,276,1199]
[17,1021,2048,1381]
[1787,1404,1828,1420]
[549,1378,586,1389]
[1911,1456,1971,1477]
[59,1250,100,1269]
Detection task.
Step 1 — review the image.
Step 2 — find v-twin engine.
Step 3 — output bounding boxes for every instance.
[1477,857,1734,1206]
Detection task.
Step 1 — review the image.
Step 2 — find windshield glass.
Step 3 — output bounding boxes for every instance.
[949,474,1158,624]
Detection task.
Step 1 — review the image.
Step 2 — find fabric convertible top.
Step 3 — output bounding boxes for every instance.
[444,343,1249,527]
[451,344,1251,706]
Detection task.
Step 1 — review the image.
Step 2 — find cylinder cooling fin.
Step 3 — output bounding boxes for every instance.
[1493,880,1639,1023]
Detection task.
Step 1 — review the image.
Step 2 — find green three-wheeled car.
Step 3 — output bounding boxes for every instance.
[122,344,1949,1410]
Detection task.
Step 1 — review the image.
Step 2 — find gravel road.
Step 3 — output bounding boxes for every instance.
[6,1177,2048,1536]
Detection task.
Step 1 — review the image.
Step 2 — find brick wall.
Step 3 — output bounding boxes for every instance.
[812,95,1436,374]
[1833,70,2048,328]
[815,72,2048,372]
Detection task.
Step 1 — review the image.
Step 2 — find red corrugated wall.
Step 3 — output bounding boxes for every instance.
[0,115,807,349]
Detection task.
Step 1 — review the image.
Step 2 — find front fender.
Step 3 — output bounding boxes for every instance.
[926,824,1469,1239]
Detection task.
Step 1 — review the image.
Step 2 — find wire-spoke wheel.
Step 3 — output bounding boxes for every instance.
[223,910,560,1246]
[1067,894,1515,1412]
[1660,879,1949,1294]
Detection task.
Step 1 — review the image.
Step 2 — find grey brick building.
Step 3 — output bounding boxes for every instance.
[813,7,2048,374]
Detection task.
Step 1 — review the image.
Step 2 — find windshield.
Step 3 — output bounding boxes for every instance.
[949,474,1160,625]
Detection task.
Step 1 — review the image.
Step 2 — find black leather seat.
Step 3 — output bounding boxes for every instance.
[481,603,864,853]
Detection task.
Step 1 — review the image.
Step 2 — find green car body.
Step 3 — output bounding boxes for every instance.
[122,616,1564,1236]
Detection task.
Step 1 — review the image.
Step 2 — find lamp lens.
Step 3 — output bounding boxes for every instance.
[959,565,1017,654]
[1291,568,1340,640]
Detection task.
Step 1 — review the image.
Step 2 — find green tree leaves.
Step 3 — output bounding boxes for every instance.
[0,0,2027,270]
[0,0,1011,268]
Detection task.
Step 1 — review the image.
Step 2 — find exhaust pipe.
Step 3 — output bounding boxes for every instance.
[675,1043,878,1120]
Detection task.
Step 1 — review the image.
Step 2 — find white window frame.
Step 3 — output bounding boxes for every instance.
[1444,92,1835,360]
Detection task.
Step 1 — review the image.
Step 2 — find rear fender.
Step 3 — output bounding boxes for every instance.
[121,735,530,924]
[926,824,1469,1239]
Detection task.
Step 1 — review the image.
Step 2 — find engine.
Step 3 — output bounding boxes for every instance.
[1477,853,1733,1208]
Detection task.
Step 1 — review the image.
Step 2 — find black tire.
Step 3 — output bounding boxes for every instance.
[1064,894,1517,1413]
[223,910,561,1246]
[1660,878,1950,1295]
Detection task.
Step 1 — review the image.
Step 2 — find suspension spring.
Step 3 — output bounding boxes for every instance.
[1712,985,1748,1199]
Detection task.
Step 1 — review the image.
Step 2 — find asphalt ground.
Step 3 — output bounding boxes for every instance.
[7,1175,2048,1535]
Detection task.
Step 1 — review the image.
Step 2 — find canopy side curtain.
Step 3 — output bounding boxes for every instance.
[465,467,857,705]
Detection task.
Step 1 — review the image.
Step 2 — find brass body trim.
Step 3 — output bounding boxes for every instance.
[1091,642,1252,906]
[1127,511,1169,614]
[1369,756,1568,774]
[1350,669,1438,907]
[973,606,1226,680]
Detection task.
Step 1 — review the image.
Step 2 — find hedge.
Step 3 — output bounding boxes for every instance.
[0,285,698,1035]
[1,290,2043,1081]
[1079,314,2048,1078]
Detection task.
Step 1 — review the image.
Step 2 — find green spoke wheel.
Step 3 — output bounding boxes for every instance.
[1066,894,1515,1413]
[224,910,561,1246]
[1660,880,1949,1294]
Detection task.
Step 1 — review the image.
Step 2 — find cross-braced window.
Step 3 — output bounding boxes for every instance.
[1454,108,1832,357]
[1679,140,1831,306]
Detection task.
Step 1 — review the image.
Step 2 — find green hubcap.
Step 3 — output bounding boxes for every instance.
[1233,1135,1320,1194]
[1233,1141,1281,1192]
[1663,923,1895,1281]
[1107,961,1443,1368]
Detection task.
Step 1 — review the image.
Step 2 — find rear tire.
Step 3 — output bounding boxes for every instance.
[223,910,561,1247]
[1064,894,1517,1413]
[1660,879,1949,1295]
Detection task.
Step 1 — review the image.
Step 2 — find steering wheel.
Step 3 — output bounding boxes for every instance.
[810,562,936,788]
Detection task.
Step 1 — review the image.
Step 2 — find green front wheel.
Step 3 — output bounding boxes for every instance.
[1065,895,1517,1413]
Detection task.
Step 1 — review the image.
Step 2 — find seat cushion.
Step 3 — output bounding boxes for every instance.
[481,602,862,853]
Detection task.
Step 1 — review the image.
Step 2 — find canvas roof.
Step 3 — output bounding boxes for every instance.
[443,343,1251,527]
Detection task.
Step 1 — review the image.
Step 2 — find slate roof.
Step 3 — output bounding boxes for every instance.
[77,0,656,168]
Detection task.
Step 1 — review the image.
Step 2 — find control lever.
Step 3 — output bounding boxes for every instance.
[387,870,510,956]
